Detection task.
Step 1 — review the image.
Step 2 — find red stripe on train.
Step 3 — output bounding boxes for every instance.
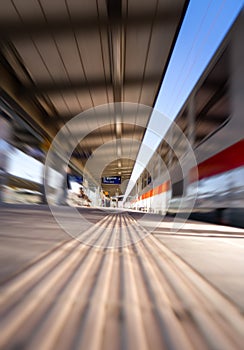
[190,139,244,182]
[138,181,170,201]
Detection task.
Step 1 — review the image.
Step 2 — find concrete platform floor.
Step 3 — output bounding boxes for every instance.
[0,204,243,349]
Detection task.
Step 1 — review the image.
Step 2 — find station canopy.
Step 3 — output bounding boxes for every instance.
[0,0,189,195]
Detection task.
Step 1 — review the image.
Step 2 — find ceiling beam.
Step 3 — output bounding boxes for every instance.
[0,10,180,41]
[19,74,160,97]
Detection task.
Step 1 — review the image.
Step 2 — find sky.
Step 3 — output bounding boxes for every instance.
[155,0,244,119]
[8,147,43,184]
[7,146,78,192]
[124,0,244,200]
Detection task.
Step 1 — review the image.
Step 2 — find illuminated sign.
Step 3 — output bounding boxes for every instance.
[69,175,83,184]
[102,176,121,184]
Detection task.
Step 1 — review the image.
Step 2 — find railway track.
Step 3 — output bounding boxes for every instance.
[0,213,243,349]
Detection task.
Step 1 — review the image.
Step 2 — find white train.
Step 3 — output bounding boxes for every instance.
[125,12,244,227]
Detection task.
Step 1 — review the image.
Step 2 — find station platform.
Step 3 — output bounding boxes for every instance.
[0,205,244,349]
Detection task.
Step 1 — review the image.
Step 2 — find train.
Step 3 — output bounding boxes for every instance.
[124,12,244,228]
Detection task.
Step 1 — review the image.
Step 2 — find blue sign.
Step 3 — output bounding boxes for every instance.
[102,176,121,184]
[70,175,83,184]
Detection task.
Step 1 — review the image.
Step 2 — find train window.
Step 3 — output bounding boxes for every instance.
[171,47,230,149]
[195,94,230,146]
[172,180,183,197]
[194,47,230,146]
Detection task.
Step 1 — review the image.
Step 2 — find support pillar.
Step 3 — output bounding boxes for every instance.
[0,115,12,204]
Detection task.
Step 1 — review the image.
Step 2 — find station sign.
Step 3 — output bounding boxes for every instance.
[102,176,121,184]
[69,175,83,184]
